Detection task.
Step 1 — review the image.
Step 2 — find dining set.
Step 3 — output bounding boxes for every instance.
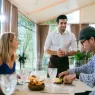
[0,68,94,95]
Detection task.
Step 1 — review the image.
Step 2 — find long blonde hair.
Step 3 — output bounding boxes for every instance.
[0,32,15,62]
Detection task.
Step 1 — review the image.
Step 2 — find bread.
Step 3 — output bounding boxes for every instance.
[28,76,45,91]
[28,75,39,81]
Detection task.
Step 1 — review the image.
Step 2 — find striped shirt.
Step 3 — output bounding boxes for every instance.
[68,55,95,88]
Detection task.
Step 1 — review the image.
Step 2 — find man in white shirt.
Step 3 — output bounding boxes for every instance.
[44,15,77,77]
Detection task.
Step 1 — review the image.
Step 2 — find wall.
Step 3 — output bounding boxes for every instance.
[80,3,95,23]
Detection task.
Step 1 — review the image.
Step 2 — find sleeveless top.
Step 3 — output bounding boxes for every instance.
[0,62,16,74]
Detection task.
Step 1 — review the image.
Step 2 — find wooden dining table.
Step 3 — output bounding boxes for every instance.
[13,79,94,95]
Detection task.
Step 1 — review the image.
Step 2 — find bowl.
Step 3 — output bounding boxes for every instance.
[28,83,45,91]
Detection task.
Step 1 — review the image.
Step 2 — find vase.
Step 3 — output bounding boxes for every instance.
[74,60,87,67]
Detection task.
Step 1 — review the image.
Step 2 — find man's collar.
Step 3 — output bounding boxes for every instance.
[56,28,68,34]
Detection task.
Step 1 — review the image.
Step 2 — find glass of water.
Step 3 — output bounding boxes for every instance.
[48,68,57,85]
[0,74,17,95]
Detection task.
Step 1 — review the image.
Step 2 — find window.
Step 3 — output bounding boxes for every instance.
[67,10,80,24]
[49,25,57,32]
[89,24,95,28]
[17,13,36,71]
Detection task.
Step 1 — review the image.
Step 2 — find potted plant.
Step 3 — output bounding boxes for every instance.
[70,50,92,67]
[18,52,26,69]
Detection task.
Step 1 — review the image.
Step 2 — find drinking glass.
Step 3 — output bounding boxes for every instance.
[20,69,29,83]
[18,69,30,89]
[0,74,17,95]
[48,68,57,85]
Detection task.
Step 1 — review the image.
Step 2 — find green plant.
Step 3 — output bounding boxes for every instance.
[18,52,26,69]
[70,50,92,66]
[71,50,92,61]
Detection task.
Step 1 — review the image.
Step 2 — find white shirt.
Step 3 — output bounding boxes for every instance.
[44,29,77,52]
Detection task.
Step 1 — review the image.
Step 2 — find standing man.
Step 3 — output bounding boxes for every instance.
[44,15,77,77]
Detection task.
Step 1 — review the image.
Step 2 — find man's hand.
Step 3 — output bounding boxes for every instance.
[57,48,65,57]
[59,71,69,78]
[63,74,76,84]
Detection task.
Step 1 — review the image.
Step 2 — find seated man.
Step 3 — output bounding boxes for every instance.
[59,26,95,88]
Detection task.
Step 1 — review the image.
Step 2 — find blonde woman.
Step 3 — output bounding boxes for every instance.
[0,32,18,74]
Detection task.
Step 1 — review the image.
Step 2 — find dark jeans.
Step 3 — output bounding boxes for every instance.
[48,55,69,77]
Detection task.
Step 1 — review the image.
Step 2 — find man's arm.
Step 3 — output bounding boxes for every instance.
[59,63,93,78]
[45,49,57,55]
[62,58,95,87]
[44,32,52,52]
[64,50,77,56]
[59,55,95,79]
[79,73,95,87]
[44,32,59,56]
[45,49,65,57]
[67,33,77,56]
[63,72,95,87]
[68,59,94,74]
[78,56,95,87]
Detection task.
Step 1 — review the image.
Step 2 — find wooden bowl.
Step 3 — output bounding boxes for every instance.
[28,83,45,91]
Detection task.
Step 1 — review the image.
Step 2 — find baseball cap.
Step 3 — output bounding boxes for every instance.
[79,26,95,40]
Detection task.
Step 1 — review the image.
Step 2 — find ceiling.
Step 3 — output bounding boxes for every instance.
[9,0,95,24]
